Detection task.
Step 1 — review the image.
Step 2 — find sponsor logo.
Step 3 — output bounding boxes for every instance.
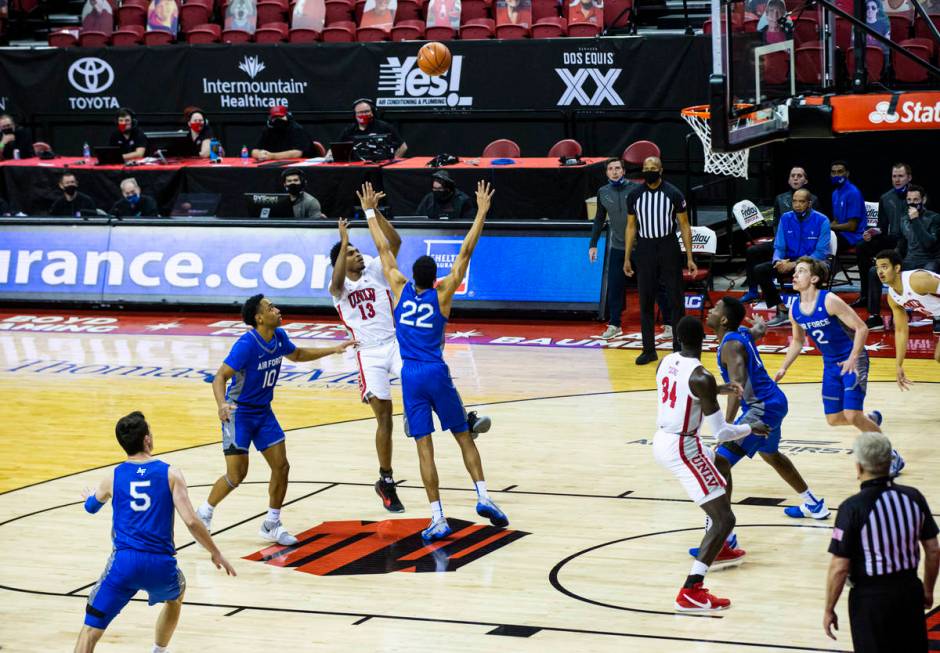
[202,56,308,109]
[868,99,940,125]
[244,518,528,575]
[556,49,623,107]
[376,56,472,108]
[67,57,119,110]
[425,239,468,294]
[684,294,704,310]
[627,437,853,455]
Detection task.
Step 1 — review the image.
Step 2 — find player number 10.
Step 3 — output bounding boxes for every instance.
[262,369,278,388]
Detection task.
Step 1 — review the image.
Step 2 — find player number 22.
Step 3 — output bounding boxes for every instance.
[129,480,151,512]
[399,300,434,329]
[660,377,678,408]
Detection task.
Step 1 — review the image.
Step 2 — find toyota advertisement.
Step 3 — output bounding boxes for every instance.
[0,223,604,309]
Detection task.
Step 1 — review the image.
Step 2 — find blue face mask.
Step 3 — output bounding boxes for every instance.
[126,193,140,205]
[894,185,908,195]
[609,177,625,187]
[831,175,846,187]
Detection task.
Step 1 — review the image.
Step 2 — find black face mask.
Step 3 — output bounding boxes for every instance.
[272,119,288,130]
[643,170,661,185]
[908,203,923,212]
[63,185,78,196]
[433,188,453,202]
[0,127,13,135]
[286,183,303,195]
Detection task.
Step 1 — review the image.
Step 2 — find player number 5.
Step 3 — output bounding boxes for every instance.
[129,480,151,512]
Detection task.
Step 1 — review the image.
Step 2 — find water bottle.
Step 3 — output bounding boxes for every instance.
[83,142,91,162]
[241,145,249,165]
[209,139,221,163]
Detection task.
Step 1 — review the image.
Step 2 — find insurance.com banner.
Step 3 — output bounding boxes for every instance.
[0,224,603,308]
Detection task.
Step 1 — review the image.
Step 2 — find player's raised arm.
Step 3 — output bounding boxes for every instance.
[438,181,494,307]
[168,467,236,576]
[746,313,767,342]
[775,306,804,382]
[285,339,357,363]
[359,184,407,300]
[824,292,869,375]
[329,218,350,298]
[363,183,402,257]
[81,475,113,514]
[888,294,912,390]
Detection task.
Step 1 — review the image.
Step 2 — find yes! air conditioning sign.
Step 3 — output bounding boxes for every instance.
[828,92,940,133]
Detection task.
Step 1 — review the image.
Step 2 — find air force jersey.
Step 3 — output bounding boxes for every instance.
[394,282,447,364]
[792,290,855,361]
[112,460,175,555]
[224,328,297,407]
[717,327,785,411]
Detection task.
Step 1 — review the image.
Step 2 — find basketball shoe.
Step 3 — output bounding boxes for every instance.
[675,583,731,613]
[421,518,452,542]
[468,411,491,441]
[687,533,738,559]
[375,479,405,513]
[476,497,509,527]
[784,497,830,519]
[687,542,746,568]
[260,520,298,546]
[891,449,905,477]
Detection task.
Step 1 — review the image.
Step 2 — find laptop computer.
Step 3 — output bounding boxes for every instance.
[171,193,221,217]
[330,141,354,163]
[243,193,294,219]
[146,130,194,158]
[93,146,124,165]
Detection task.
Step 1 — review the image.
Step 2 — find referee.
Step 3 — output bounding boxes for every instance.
[624,156,696,364]
[825,432,940,652]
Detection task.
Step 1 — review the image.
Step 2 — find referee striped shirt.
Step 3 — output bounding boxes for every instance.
[627,181,688,239]
[829,476,939,585]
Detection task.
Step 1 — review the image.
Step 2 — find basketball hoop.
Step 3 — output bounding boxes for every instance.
[681,104,756,180]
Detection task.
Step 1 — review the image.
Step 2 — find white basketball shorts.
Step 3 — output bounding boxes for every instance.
[354,338,401,403]
[652,430,727,505]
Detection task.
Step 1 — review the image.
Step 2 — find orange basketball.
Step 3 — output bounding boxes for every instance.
[417,41,452,77]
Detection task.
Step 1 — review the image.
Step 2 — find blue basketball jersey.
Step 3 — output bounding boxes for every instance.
[223,327,297,407]
[717,327,784,411]
[112,460,175,556]
[394,282,447,364]
[791,289,855,361]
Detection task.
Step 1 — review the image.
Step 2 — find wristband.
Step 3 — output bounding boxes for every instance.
[365,208,376,220]
[84,494,105,514]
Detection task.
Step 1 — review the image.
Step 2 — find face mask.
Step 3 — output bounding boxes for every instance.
[356,114,373,128]
[117,123,129,133]
[908,203,923,212]
[643,170,661,185]
[0,127,13,135]
[126,193,140,205]
[433,189,452,202]
[189,122,203,133]
[286,183,303,195]
[609,177,625,187]
[894,185,908,195]
[831,175,845,186]
[272,119,288,130]
[63,185,78,196]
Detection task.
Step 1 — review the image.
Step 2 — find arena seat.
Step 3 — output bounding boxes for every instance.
[762,50,790,85]
[846,45,885,83]
[356,25,390,41]
[186,23,222,42]
[834,17,851,51]
[395,0,422,21]
[532,16,566,38]
[913,13,940,40]
[495,23,528,39]
[288,26,321,41]
[547,138,582,158]
[312,140,327,157]
[143,30,175,45]
[482,138,521,157]
[532,0,559,22]
[792,15,818,44]
[179,3,211,32]
[324,0,354,23]
[322,20,356,41]
[461,0,489,21]
[567,20,600,37]
[221,28,253,42]
[889,14,912,41]
[112,24,145,45]
[391,19,424,40]
[460,17,494,39]
[678,226,718,318]
[795,44,823,85]
[622,139,660,167]
[79,30,111,46]
[257,0,288,24]
[256,21,289,41]
[604,0,632,29]
[425,25,456,40]
[117,4,147,27]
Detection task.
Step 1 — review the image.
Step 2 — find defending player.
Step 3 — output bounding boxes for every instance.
[330,189,490,513]
[75,411,236,653]
[706,296,829,521]
[874,249,940,390]
[774,258,903,474]
[197,294,354,545]
[364,180,508,542]
[654,316,764,613]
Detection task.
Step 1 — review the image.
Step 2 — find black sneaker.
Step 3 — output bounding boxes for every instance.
[467,411,491,441]
[934,318,940,335]
[375,479,405,513]
[865,315,884,331]
[635,351,658,365]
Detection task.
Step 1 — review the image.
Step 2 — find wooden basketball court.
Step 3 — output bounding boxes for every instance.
[1,309,938,652]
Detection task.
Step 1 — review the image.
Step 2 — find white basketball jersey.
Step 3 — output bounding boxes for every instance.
[656,352,704,435]
[888,270,940,318]
[333,257,396,348]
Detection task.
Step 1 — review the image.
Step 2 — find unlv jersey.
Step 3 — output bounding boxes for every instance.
[333,257,396,348]
[889,270,940,318]
[656,352,704,435]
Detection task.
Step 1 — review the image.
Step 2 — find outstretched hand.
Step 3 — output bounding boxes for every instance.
[896,367,913,391]
[356,182,386,210]
[338,217,349,241]
[475,180,495,212]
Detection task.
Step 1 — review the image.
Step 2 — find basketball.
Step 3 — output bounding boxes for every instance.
[417,41,452,77]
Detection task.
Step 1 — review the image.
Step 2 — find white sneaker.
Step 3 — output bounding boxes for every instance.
[196,505,213,533]
[598,325,622,339]
[661,325,673,339]
[260,520,298,546]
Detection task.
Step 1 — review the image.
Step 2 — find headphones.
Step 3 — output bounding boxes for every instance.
[184,107,208,127]
[117,107,138,128]
[352,98,377,114]
[266,108,293,128]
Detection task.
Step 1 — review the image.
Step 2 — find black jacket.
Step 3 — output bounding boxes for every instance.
[111,194,160,217]
[416,189,474,220]
[50,192,98,216]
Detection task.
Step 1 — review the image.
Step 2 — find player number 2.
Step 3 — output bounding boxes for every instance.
[660,377,678,408]
[357,302,376,321]
[399,300,434,329]
[262,369,277,388]
[811,329,829,344]
[129,480,151,512]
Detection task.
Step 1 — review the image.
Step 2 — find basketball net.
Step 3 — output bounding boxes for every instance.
[681,105,750,180]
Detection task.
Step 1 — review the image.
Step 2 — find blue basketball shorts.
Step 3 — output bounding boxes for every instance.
[717,397,787,466]
[222,404,285,455]
[821,354,869,414]
[401,360,469,439]
[84,549,184,630]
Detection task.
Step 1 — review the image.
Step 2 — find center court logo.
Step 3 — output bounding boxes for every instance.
[201,56,308,109]
[244,518,528,575]
[556,49,623,107]
[67,57,119,110]
[425,239,468,295]
[376,56,472,108]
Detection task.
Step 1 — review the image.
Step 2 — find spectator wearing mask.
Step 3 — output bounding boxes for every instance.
[898,185,940,273]
[183,107,213,158]
[741,165,816,302]
[49,172,97,216]
[415,170,474,220]
[763,189,832,327]
[109,108,148,162]
[829,160,866,252]
[339,99,407,159]
[111,178,159,217]
[252,105,313,162]
[282,169,324,218]
[0,114,33,161]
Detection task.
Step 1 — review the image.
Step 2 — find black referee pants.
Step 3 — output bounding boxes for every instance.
[848,578,928,653]
[635,235,684,353]
[606,247,672,328]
